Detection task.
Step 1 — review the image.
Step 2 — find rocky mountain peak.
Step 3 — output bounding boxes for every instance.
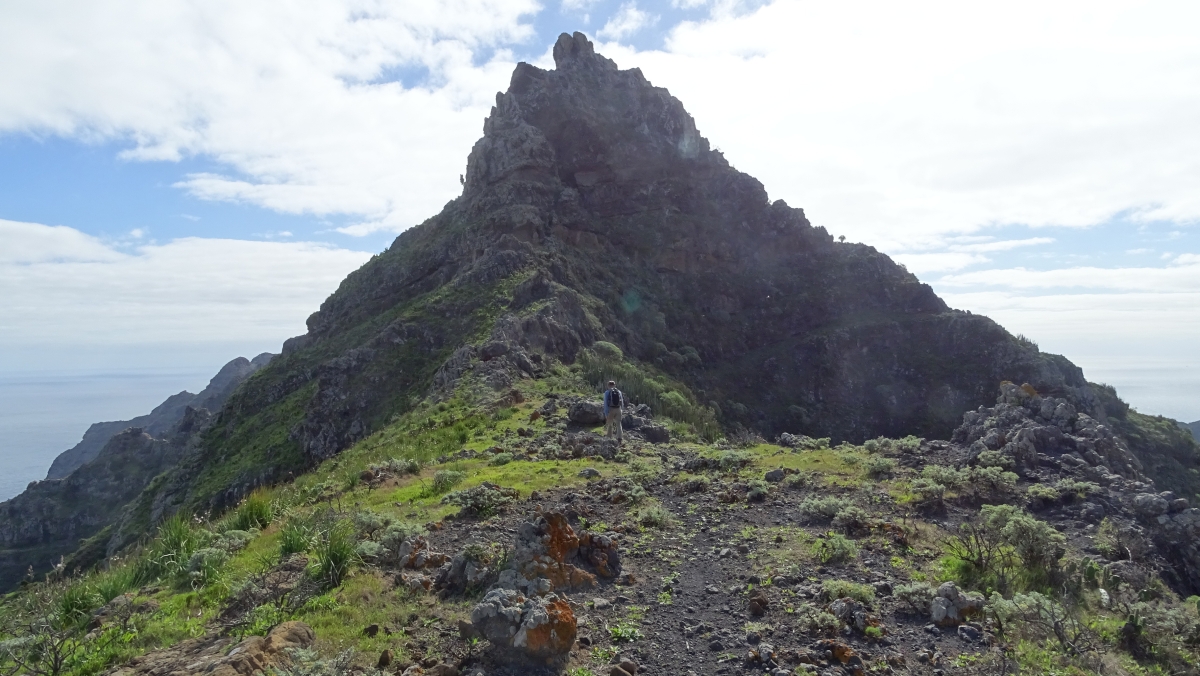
[465,32,713,195]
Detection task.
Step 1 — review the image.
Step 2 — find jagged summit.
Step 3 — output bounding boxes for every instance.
[465,32,710,197]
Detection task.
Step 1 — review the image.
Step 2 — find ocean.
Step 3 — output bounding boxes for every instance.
[0,370,210,502]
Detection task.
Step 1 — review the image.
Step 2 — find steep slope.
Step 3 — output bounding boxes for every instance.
[115,33,1094,534]
[0,355,274,592]
[44,354,275,479]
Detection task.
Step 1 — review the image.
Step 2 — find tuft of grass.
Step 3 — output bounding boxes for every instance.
[280,519,314,558]
[313,521,358,587]
[227,488,274,531]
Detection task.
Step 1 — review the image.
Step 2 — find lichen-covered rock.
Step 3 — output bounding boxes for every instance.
[470,589,576,662]
[395,536,450,570]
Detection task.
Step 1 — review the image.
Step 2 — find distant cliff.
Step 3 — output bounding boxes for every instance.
[45,354,274,479]
[0,354,274,591]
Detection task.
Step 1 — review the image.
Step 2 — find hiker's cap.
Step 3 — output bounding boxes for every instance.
[608,380,616,386]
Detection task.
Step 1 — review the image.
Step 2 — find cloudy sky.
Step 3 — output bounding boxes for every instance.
[1,0,1198,421]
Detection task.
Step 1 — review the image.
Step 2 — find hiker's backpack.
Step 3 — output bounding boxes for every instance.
[607,388,622,409]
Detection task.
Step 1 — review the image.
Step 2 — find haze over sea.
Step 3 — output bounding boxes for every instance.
[0,369,210,501]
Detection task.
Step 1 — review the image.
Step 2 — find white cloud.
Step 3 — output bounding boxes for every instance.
[598,3,658,40]
[892,252,989,274]
[0,221,371,347]
[0,0,538,235]
[598,0,1200,249]
[0,219,123,263]
[937,258,1200,292]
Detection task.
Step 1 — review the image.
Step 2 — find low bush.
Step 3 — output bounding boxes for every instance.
[793,602,841,636]
[746,480,770,502]
[975,450,1015,470]
[186,548,228,588]
[353,510,393,540]
[910,478,946,508]
[921,464,967,490]
[894,582,935,614]
[864,456,896,479]
[831,505,871,534]
[799,496,852,523]
[443,482,520,517]
[822,579,875,606]
[489,452,514,466]
[636,505,675,529]
[946,504,1065,593]
[812,533,858,564]
[429,470,466,495]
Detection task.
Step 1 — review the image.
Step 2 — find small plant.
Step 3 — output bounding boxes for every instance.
[910,478,946,507]
[636,505,675,529]
[353,509,392,540]
[609,622,643,642]
[657,590,673,605]
[489,452,514,466]
[864,625,883,639]
[591,646,619,663]
[812,533,858,564]
[717,451,752,472]
[784,472,814,490]
[921,464,966,489]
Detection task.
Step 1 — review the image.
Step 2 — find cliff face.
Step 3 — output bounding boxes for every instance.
[0,355,274,591]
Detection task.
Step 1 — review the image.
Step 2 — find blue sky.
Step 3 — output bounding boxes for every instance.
[1,0,1198,421]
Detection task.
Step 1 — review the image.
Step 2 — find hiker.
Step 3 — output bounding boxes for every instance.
[603,380,624,442]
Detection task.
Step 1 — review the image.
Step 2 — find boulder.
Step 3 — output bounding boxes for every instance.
[929,582,983,626]
[641,424,670,444]
[470,589,577,662]
[568,401,605,425]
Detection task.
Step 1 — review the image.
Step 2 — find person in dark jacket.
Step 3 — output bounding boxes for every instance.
[603,380,624,443]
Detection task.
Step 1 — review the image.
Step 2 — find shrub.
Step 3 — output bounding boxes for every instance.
[863,437,885,454]
[894,583,935,614]
[355,540,384,563]
[717,451,752,472]
[228,489,274,531]
[784,472,815,490]
[985,591,1092,654]
[136,513,206,583]
[921,464,967,489]
[812,533,858,564]
[799,497,852,523]
[280,520,314,558]
[822,579,875,605]
[429,470,466,495]
[353,510,393,540]
[910,478,946,507]
[1055,479,1100,500]
[946,504,1064,593]
[381,523,427,561]
[965,465,1019,502]
[443,482,520,517]
[746,480,770,502]
[378,457,421,475]
[489,452,514,466]
[831,505,871,534]
[636,505,675,529]
[187,547,228,588]
[313,521,357,587]
[864,457,896,479]
[1025,483,1059,504]
[896,435,923,453]
[794,602,841,636]
[212,529,256,553]
[975,450,1014,470]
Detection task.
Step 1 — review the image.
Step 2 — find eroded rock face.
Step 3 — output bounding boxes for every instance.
[470,589,576,663]
[953,382,1146,483]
